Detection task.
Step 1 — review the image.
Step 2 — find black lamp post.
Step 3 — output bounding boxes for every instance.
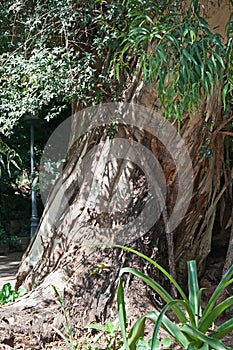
[23,112,39,240]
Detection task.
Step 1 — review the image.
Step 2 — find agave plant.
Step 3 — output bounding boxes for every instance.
[115,245,233,350]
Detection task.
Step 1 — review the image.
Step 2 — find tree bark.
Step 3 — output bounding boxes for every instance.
[0,82,231,349]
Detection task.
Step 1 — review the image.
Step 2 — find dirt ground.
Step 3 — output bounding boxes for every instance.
[0,253,23,290]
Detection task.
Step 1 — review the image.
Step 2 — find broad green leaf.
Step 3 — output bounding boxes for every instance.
[86,323,105,331]
[187,344,196,350]
[128,315,146,349]
[161,337,172,347]
[199,344,210,350]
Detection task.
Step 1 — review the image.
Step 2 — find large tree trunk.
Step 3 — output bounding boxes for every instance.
[0,83,231,348]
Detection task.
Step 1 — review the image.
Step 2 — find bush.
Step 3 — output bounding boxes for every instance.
[115,245,233,350]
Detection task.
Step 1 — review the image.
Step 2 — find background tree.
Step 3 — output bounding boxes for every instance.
[0,0,232,347]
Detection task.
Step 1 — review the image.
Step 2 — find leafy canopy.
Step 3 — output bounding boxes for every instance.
[0,0,232,133]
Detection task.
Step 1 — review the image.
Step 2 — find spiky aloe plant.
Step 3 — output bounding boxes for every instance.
[115,245,233,350]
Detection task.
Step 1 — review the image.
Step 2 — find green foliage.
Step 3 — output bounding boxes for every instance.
[0,0,119,135]
[0,138,21,176]
[86,319,123,349]
[112,0,231,121]
[52,284,123,349]
[136,336,171,350]
[115,245,233,350]
[0,0,231,135]
[0,283,26,305]
[0,47,94,135]
[83,320,171,349]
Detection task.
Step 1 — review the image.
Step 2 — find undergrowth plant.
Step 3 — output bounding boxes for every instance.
[135,336,171,350]
[115,245,233,350]
[84,318,170,349]
[85,319,123,349]
[0,282,26,305]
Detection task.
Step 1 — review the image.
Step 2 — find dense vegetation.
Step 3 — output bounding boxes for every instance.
[0,0,232,134]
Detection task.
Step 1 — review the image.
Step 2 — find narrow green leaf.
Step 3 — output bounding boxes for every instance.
[9,158,21,170]
[183,48,192,62]
[190,30,197,44]
[117,278,129,350]
[181,62,188,85]
[202,264,233,319]
[183,28,189,37]
[115,63,120,82]
[194,44,203,64]
[212,318,233,340]
[204,76,210,96]
[201,63,205,82]
[182,324,229,350]
[222,83,229,110]
[200,296,233,333]
[152,302,173,350]
[152,300,194,350]
[188,260,201,326]
[166,35,180,49]
[128,311,190,349]
[120,267,187,323]
[114,245,188,302]
[51,285,63,306]
[156,47,166,63]
[211,54,217,69]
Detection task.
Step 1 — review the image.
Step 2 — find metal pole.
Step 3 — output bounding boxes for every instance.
[30,121,38,240]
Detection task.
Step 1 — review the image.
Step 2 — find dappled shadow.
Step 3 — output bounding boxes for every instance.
[0,253,23,288]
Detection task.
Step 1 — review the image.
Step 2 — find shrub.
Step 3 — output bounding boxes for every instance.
[115,245,233,350]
